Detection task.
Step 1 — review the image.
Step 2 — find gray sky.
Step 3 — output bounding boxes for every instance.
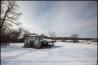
[17,1,97,38]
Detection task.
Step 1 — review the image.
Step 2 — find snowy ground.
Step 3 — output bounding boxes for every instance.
[1,42,97,65]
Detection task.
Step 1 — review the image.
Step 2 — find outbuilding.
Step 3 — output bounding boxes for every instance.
[24,34,55,48]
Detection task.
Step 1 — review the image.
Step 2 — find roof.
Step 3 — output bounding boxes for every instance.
[26,33,48,37]
[40,34,48,37]
[28,33,39,37]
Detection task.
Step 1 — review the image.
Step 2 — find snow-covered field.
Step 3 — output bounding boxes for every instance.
[1,42,97,65]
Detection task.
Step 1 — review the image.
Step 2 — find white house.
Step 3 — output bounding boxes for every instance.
[24,34,55,49]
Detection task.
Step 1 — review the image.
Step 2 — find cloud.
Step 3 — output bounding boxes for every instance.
[17,1,97,38]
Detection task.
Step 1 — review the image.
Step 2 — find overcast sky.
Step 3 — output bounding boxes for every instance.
[17,1,97,38]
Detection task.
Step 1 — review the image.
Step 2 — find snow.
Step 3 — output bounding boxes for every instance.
[1,42,97,65]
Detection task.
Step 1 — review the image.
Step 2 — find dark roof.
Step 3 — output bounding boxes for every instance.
[40,34,48,37]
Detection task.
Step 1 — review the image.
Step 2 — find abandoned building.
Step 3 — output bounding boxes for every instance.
[24,33,55,49]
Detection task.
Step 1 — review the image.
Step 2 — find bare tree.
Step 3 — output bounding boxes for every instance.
[70,33,79,43]
[22,29,31,38]
[0,1,22,34]
[0,27,22,46]
[48,32,56,46]
[0,1,22,45]
[9,28,22,42]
